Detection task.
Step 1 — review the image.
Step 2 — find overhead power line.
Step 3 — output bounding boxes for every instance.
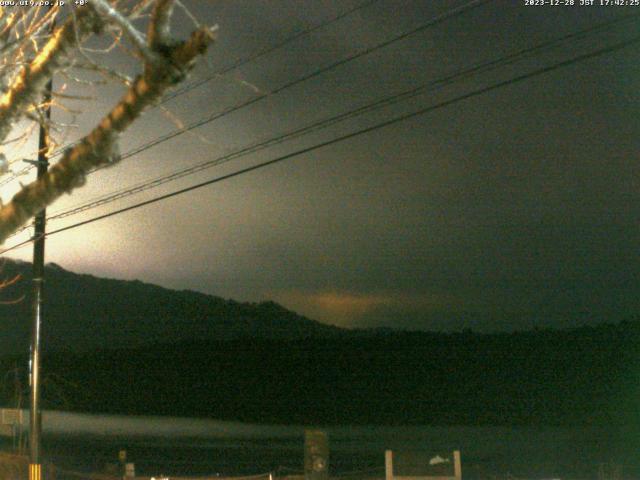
[63,7,640,188]
[91,0,492,172]
[174,0,491,102]
[114,0,491,163]
[2,32,636,255]
[0,0,490,187]
[162,0,383,104]
[37,12,640,226]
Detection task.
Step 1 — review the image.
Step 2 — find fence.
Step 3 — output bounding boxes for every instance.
[385,450,461,480]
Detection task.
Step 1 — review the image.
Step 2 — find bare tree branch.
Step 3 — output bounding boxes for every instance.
[90,0,159,65]
[148,0,175,49]
[0,7,100,146]
[0,12,216,244]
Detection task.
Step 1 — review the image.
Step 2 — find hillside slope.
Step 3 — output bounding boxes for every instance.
[0,260,342,354]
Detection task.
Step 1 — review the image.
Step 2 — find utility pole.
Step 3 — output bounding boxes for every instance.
[29,10,56,479]
[29,71,53,480]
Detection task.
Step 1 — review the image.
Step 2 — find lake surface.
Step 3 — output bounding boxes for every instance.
[1,411,637,479]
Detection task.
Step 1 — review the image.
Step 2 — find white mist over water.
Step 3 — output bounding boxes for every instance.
[34,410,303,438]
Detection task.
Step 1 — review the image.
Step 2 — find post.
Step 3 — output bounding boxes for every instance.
[385,450,393,480]
[119,449,127,479]
[453,450,461,480]
[29,71,53,480]
[304,429,329,480]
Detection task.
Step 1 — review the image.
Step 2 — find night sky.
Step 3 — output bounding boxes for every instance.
[2,0,639,332]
